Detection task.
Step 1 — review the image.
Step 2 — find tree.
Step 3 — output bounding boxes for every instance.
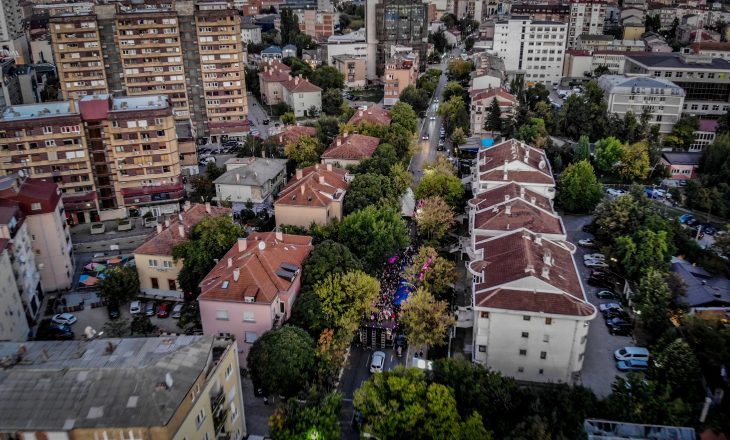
[451,127,466,146]
[417,69,442,95]
[189,162,225,202]
[390,163,413,196]
[172,215,244,297]
[447,58,474,82]
[663,116,698,151]
[310,65,345,90]
[618,141,651,181]
[321,89,343,116]
[269,392,342,440]
[416,158,465,208]
[592,191,647,239]
[556,81,608,140]
[429,28,448,53]
[464,36,475,51]
[338,206,409,271]
[288,290,328,340]
[400,287,456,349]
[594,136,625,174]
[102,318,129,338]
[97,266,139,305]
[438,96,469,136]
[282,57,313,79]
[414,196,456,242]
[281,112,296,125]
[403,246,458,299]
[632,269,673,338]
[315,116,340,147]
[284,134,320,167]
[354,367,491,440]
[130,314,156,336]
[485,98,502,133]
[343,173,398,214]
[314,270,380,336]
[247,325,316,397]
[713,225,730,256]
[557,160,604,213]
[390,101,418,134]
[574,135,591,162]
[516,118,549,148]
[507,416,552,440]
[279,9,300,46]
[604,374,693,426]
[651,338,702,399]
[442,81,466,103]
[301,240,363,289]
[400,85,430,115]
[614,228,672,279]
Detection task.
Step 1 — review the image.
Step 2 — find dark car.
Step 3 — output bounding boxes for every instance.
[588,276,614,288]
[107,303,121,319]
[603,309,630,320]
[596,290,620,300]
[686,217,699,227]
[145,301,156,316]
[263,119,270,125]
[606,318,632,336]
[157,302,171,318]
[36,319,75,340]
[702,224,717,235]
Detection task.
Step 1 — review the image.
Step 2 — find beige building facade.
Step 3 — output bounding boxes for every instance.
[0,243,28,341]
[332,55,367,89]
[274,164,348,227]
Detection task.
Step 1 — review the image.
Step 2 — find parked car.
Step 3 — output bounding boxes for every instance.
[108,303,121,319]
[587,276,614,288]
[171,303,184,319]
[606,318,632,336]
[578,238,596,247]
[614,346,650,362]
[606,188,624,197]
[616,359,649,372]
[130,300,141,314]
[603,309,630,320]
[145,302,156,316]
[584,253,605,261]
[584,259,609,269]
[599,302,623,314]
[90,222,106,235]
[36,320,74,340]
[370,351,386,373]
[430,115,436,120]
[52,313,77,326]
[596,290,620,300]
[157,302,171,318]
[702,224,718,235]
[422,133,429,140]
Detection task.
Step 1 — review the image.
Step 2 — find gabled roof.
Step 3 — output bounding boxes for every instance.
[477,139,555,186]
[470,87,517,104]
[273,125,317,145]
[322,133,380,161]
[261,45,282,54]
[661,152,702,166]
[470,229,594,317]
[198,232,313,304]
[281,76,322,93]
[348,105,391,126]
[275,164,348,208]
[134,204,231,257]
[258,64,292,83]
[214,158,287,187]
[0,177,61,215]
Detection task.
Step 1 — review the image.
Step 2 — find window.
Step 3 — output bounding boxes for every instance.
[480,311,489,318]
[243,311,255,322]
[478,345,487,352]
[545,317,552,325]
[230,402,239,421]
[517,366,524,373]
[539,368,544,375]
[151,277,159,289]
[216,309,229,320]
[519,349,527,356]
[168,279,177,290]
[43,126,53,134]
[226,364,233,379]
[543,335,550,342]
[521,332,529,338]
[195,408,206,427]
[540,351,547,359]
[245,331,257,343]
[31,202,41,210]
[656,115,663,122]
[148,259,158,267]
[523,315,531,321]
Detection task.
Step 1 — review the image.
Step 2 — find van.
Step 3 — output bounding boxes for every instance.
[614,346,650,362]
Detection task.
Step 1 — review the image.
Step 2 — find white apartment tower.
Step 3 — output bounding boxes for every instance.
[492,17,567,86]
[568,0,609,49]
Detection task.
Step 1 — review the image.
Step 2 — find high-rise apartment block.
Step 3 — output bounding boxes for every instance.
[366,0,428,78]
[0,0,29,64]
[568,0,609,49]
[49,0,248,141]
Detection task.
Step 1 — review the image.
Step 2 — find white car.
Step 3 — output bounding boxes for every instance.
[578,238,596,247]
[599,302,622,313]
[130,300,141,314]
[52,313,77,326]
[606,188,624,197]
[583,253,606,261]
[430,115,436,120]
[370,351,386,373]
[584,259,609,269]
[171,303,184,319]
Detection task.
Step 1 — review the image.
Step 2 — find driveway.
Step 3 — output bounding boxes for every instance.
[563,214,629,398]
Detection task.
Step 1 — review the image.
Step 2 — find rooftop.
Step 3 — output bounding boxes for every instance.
[692,41,730,52]
[275,164,348,208]
[273,125,317,145]
[134,203,231,257]
[0,101,76,121]
[0,336,221,430]
[477,139,555,186]
[698,119,718,132]
[471,87,517,104]
[347,105,391,126]
[0,176,61,215]
[281,75,322,93]
[111,95,169,112]
[262,45,282,54]
[661,151,702,165]
[215,157,287,186]
[322,133,380,161]
[597,75,685,95]
[627,52,730,70]
[198,232,313,304]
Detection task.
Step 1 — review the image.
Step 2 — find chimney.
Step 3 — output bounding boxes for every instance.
[295,76,300,85]
[156,223,162,234]
[535,234,543,245]
[315,164,320,170]
[288,73,292,81]
[233,268,240,282]
[300,185,305,195]
[276,230,283,241]
[541,266,550,279]
[205,202,211,213]
[520,187,525,198]
[524,264,535,274]
[504,194,510,202]
[236,173,240,183]
[178,213,183,222]
[358,110,363,117]
[178,225,185,238]
[326,163,332,171]
[543,249,552,266]
[296,168,303,179]
[227,257,233,268]
[343,131,348,137]
[530,196,536,205]
[523,155,529,163]
[336,138,342,146]
[505,204,511,215]
[164,219,170,228]
[238,238,247,252]
[184,200,191,211]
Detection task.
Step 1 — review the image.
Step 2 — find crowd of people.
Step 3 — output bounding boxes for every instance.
[367,246,417,326]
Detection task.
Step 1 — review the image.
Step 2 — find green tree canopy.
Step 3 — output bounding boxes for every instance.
[399,85,431,115]
[390,101,418,134]
[269,392,342,440]
[97,266,139,305]
[447,58,474,82]
[189,162,225,202]
[618,141,651,181]
[651,338,702,400]
[438,96,470,136]
[338,206,410,271]
[663,116,698,151]
[574,135,591,162]
[343,173,398,214]
[281,112,296,125]
[309,65,345,90]
[403,246,458,299]
[414,196,456,242]
[315,116,341,147]
[284,134,321,167]
[301,240,363,289]
[400,287,456,349]
[484,98,502,133]
[632,268,673,338]
[313,270,379,336]
[614,228,673,279]
[442,81,466,103]
[604,374,692,426]
[288,290,328,340]
[321,88,343,116]
[516,118,549,149]
[557,160,604,213]
[415,158,465,208]
[594,136,625,174]
[246,325,316,397]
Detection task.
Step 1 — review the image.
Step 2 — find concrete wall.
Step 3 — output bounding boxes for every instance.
[0,248,29,341]
[134,253,183,299]
[274,204,329,227]
[26,202,74,292]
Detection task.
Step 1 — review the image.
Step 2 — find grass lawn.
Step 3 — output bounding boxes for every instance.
[350,87,384,103]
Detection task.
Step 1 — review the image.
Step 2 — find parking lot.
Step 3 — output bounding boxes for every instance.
[563,214,629,397]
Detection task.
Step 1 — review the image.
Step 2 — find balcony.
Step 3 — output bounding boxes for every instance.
[210,388,228,434]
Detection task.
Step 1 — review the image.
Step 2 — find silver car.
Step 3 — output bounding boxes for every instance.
[370,351,386,373]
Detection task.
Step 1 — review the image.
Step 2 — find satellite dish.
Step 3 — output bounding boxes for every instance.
[258,241,266,251]
[84,326,97,339]
[165,372,174,388]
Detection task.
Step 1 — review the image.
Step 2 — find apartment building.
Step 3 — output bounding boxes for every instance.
[492,17,567,85]
[214,157,287,212]
[258,59,291,105]
[274,164,349,227]
[597,75,685,134]
[0,239,28,341]
[281,75,322,118]
[625,51,730,116]
[296,9,336,39]
[198,232,314,364]
[383,51,419,107]
[49,15,109,100]
[568,0,609,49]
[470,88,517,137]
[0,176,74,293]
[0,203,42,324]
[134,202,231,298]
[366,0,428,78]
[326,29,367,66]
[509,4,571,22]
[332,54,367,89]
[0,101,98,223]
[321,132,380,168]
[0,336,246,440]
[0,0,30,64]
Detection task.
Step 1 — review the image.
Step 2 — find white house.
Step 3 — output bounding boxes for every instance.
[214,157,287,213]
[282,75,322,117]
[470,88,517,137]
[472,139,556,199]
[241,23,262,44]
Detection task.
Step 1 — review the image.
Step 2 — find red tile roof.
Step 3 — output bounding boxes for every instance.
[693,41,730,52]
[198,232,313,304]
[469,182,551,211]
[0,177,62,215]
[134,204,231,256]
[258,66,292,83]
[322,133,380,161]
[274,125,317,145]
[282,76,322,93]
[566,49,592,56]
[471,88,517,105]
[348,105,391,126]
[275,164,348,208]
[477,139,554,186]
[470,229,594,317]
